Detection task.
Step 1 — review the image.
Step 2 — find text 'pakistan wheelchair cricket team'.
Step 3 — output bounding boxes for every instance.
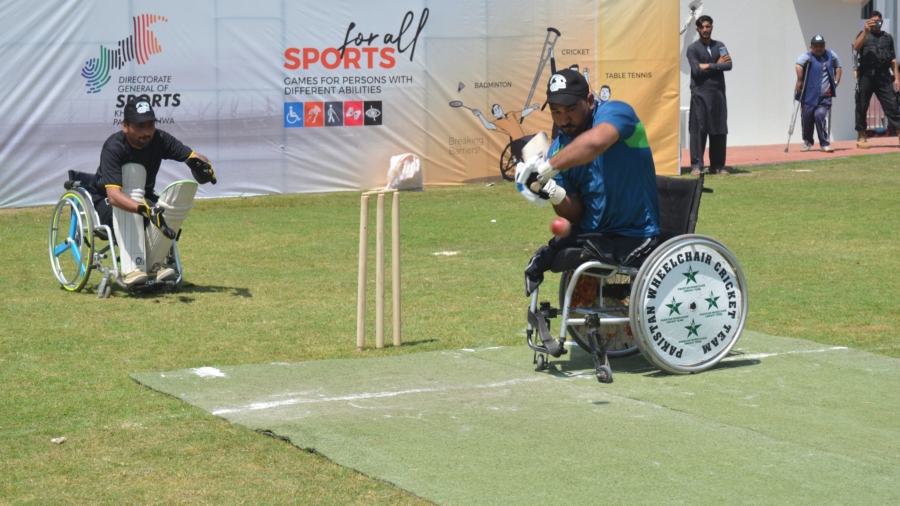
[49,98,216,298]
[516,65,747,382]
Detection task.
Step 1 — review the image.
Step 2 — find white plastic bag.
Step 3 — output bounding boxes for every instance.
[385,153,422,191]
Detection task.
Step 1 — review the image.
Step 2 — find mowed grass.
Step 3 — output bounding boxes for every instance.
[1,153,899,504]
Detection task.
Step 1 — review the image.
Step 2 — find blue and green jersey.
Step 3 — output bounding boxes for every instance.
[550,99,660,238]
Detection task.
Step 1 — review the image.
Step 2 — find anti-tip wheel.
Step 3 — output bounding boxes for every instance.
[535,354,546,371]
[596,365,613,384]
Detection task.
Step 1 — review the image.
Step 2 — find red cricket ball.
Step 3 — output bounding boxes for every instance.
[550,217,571,238]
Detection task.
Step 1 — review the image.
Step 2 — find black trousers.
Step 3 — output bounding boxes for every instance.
[855,71,900,132]
[689,111,727,170]
[524,230,658,296]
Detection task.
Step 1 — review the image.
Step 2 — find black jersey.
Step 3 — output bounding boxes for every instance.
[858,30,896,70]
[93,129,192,199]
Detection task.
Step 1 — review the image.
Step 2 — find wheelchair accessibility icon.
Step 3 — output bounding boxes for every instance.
[284,103,304,128]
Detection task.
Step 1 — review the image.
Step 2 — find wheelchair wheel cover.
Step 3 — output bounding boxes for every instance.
[48,192,94,292]
[559,271,640,358]
[629,234,747,374]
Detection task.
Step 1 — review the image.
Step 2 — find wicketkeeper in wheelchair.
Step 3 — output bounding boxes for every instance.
[515,67,747,383]
[49,97,216,297]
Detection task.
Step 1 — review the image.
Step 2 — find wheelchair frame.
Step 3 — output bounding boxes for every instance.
[524,175,747,383]
[48,172,184,298]
[527,260,638,382]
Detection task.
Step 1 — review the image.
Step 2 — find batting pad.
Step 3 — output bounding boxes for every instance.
[132,331,900,505]
[146,180,197,273]
[112,163,147,274]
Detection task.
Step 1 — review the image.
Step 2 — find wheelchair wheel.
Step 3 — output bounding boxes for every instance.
[629,235,748,374]
[49,192,95,292]
[559,271,640,358]
[499,143,518,181]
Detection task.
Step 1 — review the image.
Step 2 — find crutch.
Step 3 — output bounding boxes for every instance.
[786,60,811,152]
[521,27,561,123]
[583,67,594,97]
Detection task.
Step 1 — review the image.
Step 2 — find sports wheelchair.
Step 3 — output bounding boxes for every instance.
[526,174,748,382]
[48,170,188,298]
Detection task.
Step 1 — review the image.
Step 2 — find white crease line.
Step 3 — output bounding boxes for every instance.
[722,346,848,362]
[212,377,543,415]
[192,367,226,378]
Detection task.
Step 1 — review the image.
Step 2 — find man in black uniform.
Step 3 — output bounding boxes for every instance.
[853,10,900,148]
[92,97,215,285]
[686,15,732,175]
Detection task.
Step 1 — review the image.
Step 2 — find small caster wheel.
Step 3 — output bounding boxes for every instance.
[97,279,111,299]
[596,365,613,384]
[535,354,546,371]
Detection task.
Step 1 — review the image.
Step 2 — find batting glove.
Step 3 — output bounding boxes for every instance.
[515,155,546,206]
[137,203,176,239]
[537,178,567,205]
[536,160,558,185]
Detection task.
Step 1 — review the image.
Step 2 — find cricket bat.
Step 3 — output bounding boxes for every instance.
[523,132,550,193]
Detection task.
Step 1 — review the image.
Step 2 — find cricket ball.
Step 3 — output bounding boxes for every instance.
[550,217,571,238]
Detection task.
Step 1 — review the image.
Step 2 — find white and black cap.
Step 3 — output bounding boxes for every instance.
[124,97,156,124]
[542,68,590,110]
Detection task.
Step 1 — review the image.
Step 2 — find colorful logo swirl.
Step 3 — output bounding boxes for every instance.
[81,14,168,94]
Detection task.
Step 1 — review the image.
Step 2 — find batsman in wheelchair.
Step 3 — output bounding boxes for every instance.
[50,97,219,296]
[516,67,747,381]
[517,67,660,353]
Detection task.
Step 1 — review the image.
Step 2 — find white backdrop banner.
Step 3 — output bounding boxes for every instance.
[0,0,678,208]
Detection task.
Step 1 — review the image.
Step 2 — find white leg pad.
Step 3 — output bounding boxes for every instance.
[112,163,147,274]
[146,180,198,273]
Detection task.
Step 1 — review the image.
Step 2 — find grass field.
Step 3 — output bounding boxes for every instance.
[2,154,899,504]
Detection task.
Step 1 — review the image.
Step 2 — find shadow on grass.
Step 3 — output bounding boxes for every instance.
[177,283,252,298]
[397,339,437,347]
[125,283,252,301]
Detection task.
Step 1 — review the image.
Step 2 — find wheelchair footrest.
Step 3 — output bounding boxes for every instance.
[528,308,567,358]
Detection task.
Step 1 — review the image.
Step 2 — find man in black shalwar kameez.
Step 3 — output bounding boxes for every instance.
[686,15,732,175]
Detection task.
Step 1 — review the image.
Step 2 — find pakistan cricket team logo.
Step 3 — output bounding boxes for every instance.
[629,235,748,374]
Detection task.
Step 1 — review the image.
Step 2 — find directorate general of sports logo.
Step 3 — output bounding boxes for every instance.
[81,14,168,94]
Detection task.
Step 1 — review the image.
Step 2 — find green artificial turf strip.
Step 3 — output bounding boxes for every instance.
[132,331,900,505]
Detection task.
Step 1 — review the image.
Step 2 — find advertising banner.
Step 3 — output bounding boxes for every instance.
[0,0,678,208]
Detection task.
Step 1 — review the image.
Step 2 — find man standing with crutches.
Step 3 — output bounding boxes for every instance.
[795,35,842,152]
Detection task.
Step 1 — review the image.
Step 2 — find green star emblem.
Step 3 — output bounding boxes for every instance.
[665,297,682,316]
[683,265,699,285]
[705,291,720,309]
[685,319,701,337]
